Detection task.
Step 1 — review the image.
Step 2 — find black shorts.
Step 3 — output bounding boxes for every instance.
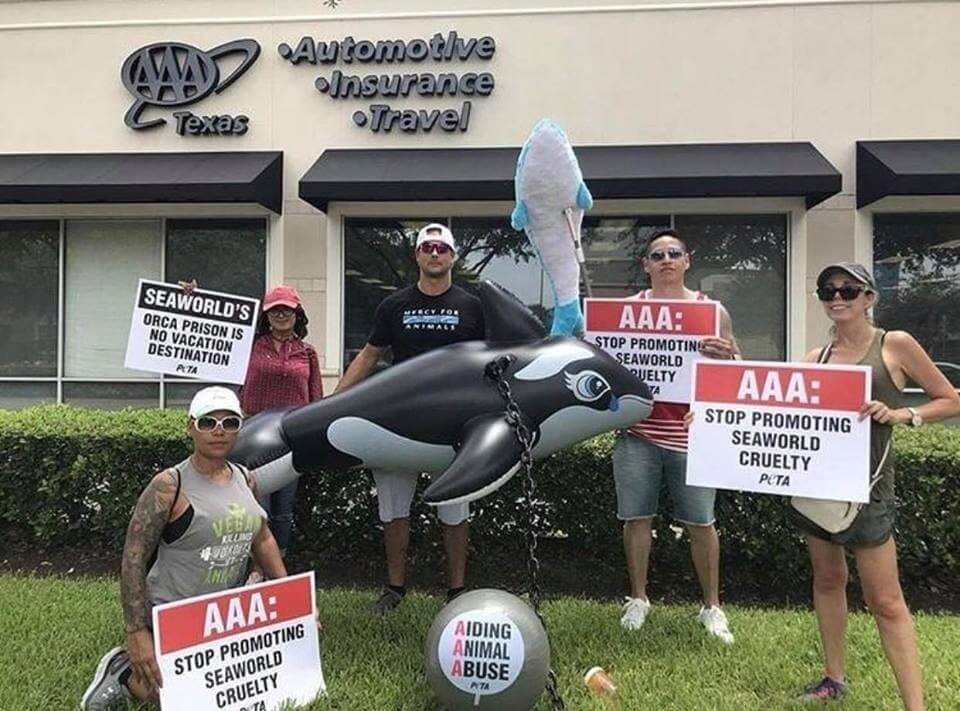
[792,494,895,549]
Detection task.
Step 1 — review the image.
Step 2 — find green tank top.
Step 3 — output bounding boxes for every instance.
[820,328,900,497]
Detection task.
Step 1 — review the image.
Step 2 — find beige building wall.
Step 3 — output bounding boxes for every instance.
[2,0,960,376]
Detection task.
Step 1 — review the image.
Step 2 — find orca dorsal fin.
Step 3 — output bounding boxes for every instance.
[423,414,525,505]
[478,280,547,342]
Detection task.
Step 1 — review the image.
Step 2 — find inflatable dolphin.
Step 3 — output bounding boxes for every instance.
[232,283,652,505]
[511,119,593,336]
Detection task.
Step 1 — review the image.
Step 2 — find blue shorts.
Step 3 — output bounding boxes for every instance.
[612,433,716,526]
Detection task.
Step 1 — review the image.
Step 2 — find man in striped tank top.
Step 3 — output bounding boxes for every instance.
[614,229,740,644]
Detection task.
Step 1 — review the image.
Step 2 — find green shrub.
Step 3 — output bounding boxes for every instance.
[1,406,958,595]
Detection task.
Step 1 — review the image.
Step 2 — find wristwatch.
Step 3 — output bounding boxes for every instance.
[906,407,923,427]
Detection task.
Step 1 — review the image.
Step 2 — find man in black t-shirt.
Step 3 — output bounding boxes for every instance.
[335,223,485,614]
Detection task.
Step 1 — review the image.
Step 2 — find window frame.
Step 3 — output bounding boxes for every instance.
[867,197,960,395]
[0,208,273,408]
[329,197,804,374]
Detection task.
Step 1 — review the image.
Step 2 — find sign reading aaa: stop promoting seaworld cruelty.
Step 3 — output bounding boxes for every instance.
[153,572,325,711]
[124,279,259,384]
[687,361,871,502]
[584,298,719,403]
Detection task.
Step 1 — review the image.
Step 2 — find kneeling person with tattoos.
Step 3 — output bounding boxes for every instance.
[81,387,287,710]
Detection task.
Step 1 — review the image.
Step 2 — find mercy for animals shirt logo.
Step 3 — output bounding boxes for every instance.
[402,307,462,331]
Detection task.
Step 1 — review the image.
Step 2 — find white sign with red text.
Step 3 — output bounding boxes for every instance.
[584,298,720,403]
[687,361,871,501]
[153,572,325,711]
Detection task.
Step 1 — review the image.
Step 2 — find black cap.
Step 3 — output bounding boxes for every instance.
[816,262,877,291]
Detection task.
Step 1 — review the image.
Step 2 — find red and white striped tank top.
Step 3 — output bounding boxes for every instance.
[626,289,709,453]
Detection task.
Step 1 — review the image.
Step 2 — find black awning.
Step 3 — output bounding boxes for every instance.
[857,140,960,208]
[0,151,283,213]
[299,142,841,212]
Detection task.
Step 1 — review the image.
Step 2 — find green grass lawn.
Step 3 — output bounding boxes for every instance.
[2,575,959,710]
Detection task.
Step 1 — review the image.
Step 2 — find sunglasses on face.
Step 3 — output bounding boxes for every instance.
[816,285,868,302]
[268,307,295,317]
[418,241,452,255]
[646,248,686,262]
[194,415,243,433]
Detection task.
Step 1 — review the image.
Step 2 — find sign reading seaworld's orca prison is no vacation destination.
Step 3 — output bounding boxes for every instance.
[686,361,872,502]
[124,279,259,384]
[153,572,325,711]
[584,297,720,403]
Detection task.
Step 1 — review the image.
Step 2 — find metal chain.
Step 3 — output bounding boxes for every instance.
[484,356,566,711]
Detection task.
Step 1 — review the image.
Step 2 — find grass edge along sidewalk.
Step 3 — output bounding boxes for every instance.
[2,575,959,710]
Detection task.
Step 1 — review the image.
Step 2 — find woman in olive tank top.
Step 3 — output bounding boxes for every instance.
[795,264,960,709]
[80,387,288,710]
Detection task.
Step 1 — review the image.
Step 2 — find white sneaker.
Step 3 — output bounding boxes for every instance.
[620,596,651,630]
[698,605,735,645]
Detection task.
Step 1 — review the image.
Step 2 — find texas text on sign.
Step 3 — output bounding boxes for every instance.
[124,279,259,384]
[686,361,871,502]
[584,298,720,403]
[153,572,325,711]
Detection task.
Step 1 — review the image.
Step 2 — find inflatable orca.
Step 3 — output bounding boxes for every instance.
[232,283,653,506]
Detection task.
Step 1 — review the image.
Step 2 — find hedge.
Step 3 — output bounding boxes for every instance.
[1,406,958,596]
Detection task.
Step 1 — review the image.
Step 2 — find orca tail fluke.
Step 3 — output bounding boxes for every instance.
[230,407,302,496]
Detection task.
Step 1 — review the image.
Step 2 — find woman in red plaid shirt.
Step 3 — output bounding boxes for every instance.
[241,285,323,556]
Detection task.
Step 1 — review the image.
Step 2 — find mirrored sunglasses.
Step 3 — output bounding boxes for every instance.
[418,241,453,255]
[646,248,686,262]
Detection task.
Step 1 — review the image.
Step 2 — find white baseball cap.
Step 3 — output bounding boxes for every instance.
[188,386,243,419]
[415,223,456,252]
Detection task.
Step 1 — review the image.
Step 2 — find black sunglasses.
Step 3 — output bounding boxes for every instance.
[816,285,868,302]
[646,248,686,262]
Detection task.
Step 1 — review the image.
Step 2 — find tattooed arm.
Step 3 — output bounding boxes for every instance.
[120,469,177,690]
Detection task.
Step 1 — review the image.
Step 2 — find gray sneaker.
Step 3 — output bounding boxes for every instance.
[371,588,405,615]
[80,647,132,711]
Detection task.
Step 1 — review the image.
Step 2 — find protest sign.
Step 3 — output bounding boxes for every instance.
[687,361,871,502]
[125,279,259,384]
[584,297,719,402]
[153,572,325,711]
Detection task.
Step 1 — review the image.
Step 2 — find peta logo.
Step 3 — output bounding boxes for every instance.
[120,39,260,136]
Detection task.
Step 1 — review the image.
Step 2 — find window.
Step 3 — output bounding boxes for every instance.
[674,214,787,361]
[873,213,960,389]
[0,218,266,409]
[166,219,266,300]
[0,221,59,378]
[343,213,788,365]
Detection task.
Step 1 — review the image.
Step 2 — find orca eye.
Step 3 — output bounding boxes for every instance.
[564,369,611,403]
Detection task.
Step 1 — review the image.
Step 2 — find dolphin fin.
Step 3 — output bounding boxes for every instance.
[423,414,525,505]
[510,199,529,230]
[479,280,547,342]
[576,181,594,210]
[550,298,584,337]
